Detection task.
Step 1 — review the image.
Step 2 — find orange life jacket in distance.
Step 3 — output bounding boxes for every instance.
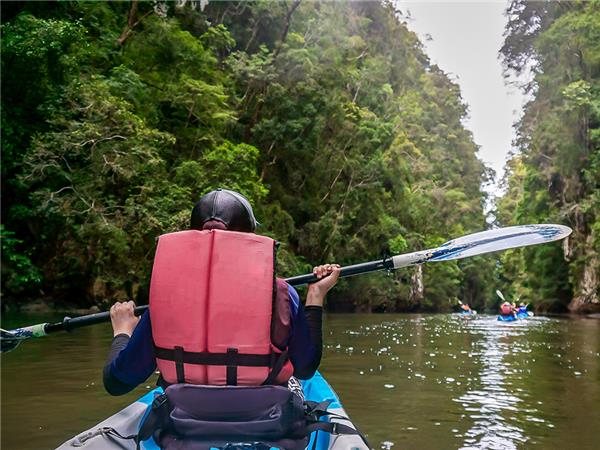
[150,229,294,386]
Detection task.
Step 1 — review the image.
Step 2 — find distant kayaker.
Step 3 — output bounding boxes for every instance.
[499,301,515,318]
[103,189,340,396]
[461,303,472,313]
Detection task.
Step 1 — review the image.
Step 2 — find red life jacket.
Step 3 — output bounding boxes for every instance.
[149,229,294,386]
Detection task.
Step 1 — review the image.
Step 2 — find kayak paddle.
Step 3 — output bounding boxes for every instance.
[1,223,571,352]
[496,290,507,302]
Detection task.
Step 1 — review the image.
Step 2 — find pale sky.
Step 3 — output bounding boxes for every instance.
[397,1,526,194]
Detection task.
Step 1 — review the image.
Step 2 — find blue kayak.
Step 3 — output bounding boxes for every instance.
[497,314,517,322]
[56,371,368,450]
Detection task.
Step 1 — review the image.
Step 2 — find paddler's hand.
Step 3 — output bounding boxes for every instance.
[109,300,140,337]
[306,264,341,307]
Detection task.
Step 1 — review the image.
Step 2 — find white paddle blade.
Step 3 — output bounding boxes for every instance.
[496,290,506,301]
[427,224,571,262]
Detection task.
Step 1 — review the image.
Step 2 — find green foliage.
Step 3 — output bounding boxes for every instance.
[1,13,87,77]
[1,12,88,180]
[2,1,489,310]
[20,76,178,299]
[422,262,462,311]
[0,225,42,296]
[388,234,408,255]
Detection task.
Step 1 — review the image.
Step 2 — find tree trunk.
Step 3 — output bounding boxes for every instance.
[409,265,424,305]
[568,231,599,313]
[273,0,302,59]
[117,0,153,46]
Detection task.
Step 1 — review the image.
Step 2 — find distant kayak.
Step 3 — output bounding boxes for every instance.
[497,314,517,322]
[56,371,368,450]
[460,310,477,316]
[516,311,534,319]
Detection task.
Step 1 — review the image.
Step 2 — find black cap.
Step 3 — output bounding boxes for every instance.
[191,189,259,232]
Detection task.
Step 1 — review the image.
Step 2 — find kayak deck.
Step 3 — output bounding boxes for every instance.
[56,371,367,450]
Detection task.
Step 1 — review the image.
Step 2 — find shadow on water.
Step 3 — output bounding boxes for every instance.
[1,313,599,449]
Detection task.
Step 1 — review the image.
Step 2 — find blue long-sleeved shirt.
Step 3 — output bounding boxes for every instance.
[104,285,322,395]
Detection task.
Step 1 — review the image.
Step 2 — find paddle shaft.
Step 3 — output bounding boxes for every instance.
[10,256,398,339]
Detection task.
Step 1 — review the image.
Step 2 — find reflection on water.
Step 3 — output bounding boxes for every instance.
[457,319,538,449]
[321,314,600,450]
[1,313,599,450]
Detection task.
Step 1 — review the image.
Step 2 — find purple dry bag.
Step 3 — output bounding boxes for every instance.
[137,384,363,450]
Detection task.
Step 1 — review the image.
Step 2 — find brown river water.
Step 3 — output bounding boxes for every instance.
[1,313,599,449]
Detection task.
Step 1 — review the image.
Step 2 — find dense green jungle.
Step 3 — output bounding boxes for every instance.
[1,1,598,314]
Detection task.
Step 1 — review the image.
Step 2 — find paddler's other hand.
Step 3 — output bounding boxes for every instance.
[109,300,140,337]
[306,264,341,306]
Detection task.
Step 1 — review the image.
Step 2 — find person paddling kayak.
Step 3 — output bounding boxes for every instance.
[456,300,476,316]
[516,303,533,319]
[498,301,516,320]
[102,189,351,448]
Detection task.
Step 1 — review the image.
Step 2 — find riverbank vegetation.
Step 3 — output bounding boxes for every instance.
[1,1,597,313]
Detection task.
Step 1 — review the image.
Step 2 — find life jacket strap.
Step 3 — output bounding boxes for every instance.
[261,349,289,385]
[174,346,185,384]
[154,345,289,385]
[226,347,238,386]
[155,346,277,367]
